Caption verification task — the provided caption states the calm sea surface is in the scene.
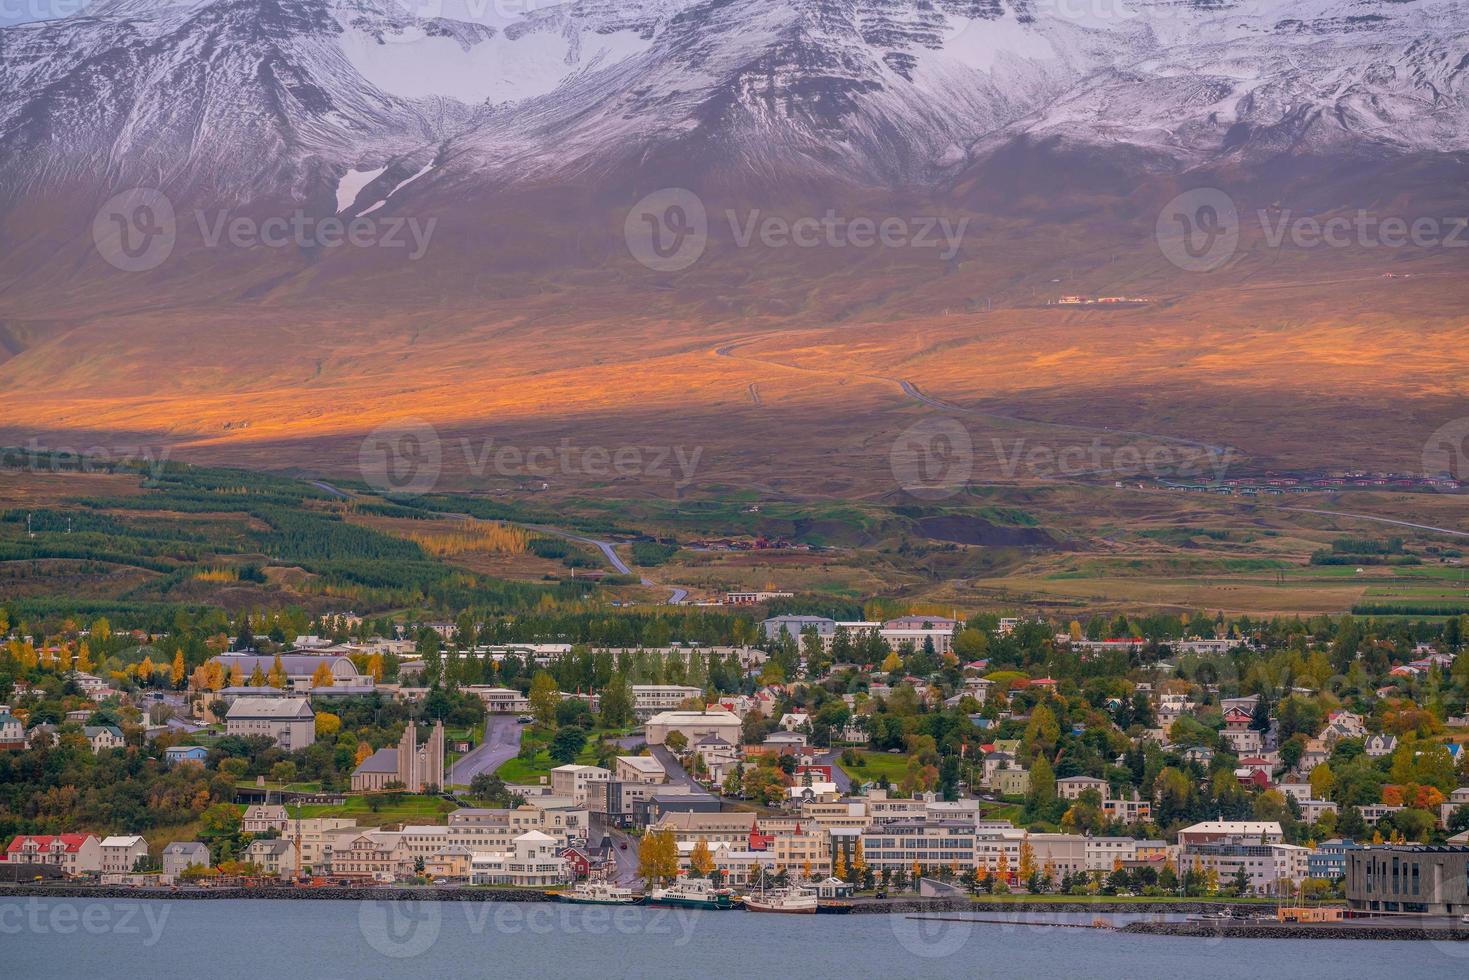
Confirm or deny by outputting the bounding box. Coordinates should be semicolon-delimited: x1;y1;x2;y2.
4;898;1467;980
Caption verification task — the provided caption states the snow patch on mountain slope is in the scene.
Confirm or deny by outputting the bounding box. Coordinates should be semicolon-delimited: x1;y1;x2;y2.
336;165;388;211
337;21;655;103
358;160;435;214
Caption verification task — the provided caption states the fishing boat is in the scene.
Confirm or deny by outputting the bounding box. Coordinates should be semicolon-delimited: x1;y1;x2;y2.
555;880;643;906
742;885;819;915
645;877;737;910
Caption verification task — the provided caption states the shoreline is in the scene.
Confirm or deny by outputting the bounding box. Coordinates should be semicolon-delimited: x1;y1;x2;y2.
0;884;1324;917
1121;920;1469;942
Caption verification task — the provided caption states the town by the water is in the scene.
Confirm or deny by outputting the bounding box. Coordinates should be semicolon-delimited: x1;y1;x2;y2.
3;607;1468;943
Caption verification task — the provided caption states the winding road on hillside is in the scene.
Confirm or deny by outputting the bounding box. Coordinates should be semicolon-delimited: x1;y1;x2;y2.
446;715;524;785
304;480;690;604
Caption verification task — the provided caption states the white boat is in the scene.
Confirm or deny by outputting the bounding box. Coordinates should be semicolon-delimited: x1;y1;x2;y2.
556;880;643;905
645;877;737;910
742;884;818;914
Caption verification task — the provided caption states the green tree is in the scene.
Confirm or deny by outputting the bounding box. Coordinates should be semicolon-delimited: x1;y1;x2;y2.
599;674;634;728
549;726;588;764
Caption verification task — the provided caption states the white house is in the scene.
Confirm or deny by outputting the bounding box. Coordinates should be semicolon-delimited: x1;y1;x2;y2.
99;835;149;874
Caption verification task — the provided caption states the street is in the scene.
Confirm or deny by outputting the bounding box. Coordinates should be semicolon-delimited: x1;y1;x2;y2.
446;715;523;785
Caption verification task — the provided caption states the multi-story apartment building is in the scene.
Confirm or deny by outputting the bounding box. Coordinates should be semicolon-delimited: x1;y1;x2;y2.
859;820;978;872
549;764;611;805
446;805;587;850
1;834;102;876
631;685;704;720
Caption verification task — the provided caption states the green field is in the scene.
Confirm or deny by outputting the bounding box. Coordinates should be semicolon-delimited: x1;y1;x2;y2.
296;794;454;826
836;750;914;786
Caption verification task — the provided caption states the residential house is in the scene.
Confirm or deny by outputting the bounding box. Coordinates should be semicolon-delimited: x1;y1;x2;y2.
84;725;124;754
1364;734;1399;758
1321;711;1366;744
164;745;209;765
244;839;296;879
161;842;210;883
334;831;413;880
1;834;102;876
99;835;149;874
242;803;290;834
0;707;24;750
1220;706;1264;755
424;845;474;881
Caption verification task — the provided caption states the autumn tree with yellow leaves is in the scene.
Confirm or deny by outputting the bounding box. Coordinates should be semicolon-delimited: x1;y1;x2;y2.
689;836;715;878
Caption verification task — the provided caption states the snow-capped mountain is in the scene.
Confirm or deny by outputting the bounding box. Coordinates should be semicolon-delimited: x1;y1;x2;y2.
0;0;1465;213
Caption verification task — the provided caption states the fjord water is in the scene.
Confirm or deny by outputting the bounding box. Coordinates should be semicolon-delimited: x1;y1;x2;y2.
5;899;1468;979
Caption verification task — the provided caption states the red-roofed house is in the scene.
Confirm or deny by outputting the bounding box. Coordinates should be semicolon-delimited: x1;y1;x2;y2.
2;834;103;875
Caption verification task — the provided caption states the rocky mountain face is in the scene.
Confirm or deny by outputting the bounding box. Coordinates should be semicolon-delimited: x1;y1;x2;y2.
0;0;1464;214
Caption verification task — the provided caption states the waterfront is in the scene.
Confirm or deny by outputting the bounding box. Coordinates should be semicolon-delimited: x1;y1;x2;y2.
5;899;1468;979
